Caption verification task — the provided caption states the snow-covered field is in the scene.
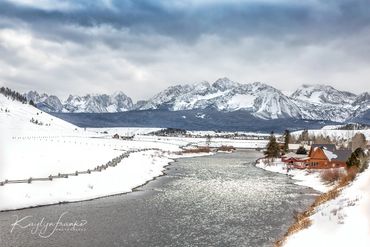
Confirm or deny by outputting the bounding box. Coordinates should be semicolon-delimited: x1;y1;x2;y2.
0;95;181;211
134;135;269;149
256;158;370;247
1;94;268;211
88;127;162;136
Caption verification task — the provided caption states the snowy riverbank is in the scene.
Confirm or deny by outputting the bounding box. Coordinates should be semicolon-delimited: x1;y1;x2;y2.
256;158;370;247
256;159;331;193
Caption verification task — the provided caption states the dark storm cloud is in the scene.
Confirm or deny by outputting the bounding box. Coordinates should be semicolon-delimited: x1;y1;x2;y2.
1;0;369;44
0;0;370;99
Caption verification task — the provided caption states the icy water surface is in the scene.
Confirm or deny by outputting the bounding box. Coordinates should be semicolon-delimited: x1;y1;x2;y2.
0;150;318;247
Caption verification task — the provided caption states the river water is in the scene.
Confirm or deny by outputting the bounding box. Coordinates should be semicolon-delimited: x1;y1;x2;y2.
0;150;318;247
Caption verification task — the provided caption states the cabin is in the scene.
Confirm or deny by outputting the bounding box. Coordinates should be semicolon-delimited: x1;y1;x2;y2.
304;144;352;169
282;144;352;170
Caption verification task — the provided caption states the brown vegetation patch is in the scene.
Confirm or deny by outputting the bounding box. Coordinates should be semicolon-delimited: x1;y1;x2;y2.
182;146;211;153
320;169;345;184
217;145;236;152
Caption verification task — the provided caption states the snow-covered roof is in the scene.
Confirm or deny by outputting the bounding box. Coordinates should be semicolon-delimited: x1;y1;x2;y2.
322;149;338;161
282;152;309;160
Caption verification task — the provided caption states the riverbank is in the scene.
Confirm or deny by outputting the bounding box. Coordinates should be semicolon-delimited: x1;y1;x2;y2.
0;150;316;247
256;158;370;247
0;148;216;212
255;159;332;193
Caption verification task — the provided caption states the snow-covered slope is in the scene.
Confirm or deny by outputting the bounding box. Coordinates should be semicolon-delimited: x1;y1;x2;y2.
135;78;303;119
0;93;79;136
256;155;370;247
284;165;370;247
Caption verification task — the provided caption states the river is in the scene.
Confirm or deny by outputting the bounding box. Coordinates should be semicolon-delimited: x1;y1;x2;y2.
0;150;318;247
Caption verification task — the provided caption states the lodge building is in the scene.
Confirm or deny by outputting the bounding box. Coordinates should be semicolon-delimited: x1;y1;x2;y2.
282;144;352;169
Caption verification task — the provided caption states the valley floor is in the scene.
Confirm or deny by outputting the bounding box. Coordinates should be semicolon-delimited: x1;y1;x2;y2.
0;94;271;211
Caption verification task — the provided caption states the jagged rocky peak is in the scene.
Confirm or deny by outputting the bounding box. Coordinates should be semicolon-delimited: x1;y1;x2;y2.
63;92;133;113
212;77;240;91
352;92;370;105
24;90;63;112
291;84;357;104
25;90;133;113
134;78;304;119
23;79;370;123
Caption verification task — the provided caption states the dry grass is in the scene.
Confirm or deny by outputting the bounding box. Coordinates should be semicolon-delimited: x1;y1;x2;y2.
338;166;358;187
274;211;313;247
320;169;345;184
275;166;359;247
217;145;236;152
182;146;211;153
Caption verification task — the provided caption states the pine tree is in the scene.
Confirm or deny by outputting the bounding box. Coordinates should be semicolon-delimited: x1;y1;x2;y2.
265;132;280;158
206;135;211;147
283;129;291;154
296;146;307;155
346;148;368;172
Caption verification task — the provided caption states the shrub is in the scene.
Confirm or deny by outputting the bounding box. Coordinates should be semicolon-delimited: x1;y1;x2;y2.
320;169;344;184
346;148;368;172
217;145;236;152
296;146;307;155
183;146;211;153
338;166;359;187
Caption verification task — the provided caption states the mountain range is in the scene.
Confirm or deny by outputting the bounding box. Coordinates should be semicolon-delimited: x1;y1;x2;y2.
24;78;370;123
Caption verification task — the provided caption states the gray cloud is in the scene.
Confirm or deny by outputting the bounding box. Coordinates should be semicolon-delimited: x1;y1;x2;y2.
0;0;369;101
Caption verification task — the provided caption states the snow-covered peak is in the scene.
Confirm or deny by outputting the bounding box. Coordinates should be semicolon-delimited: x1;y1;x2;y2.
25;91;133;113
212;77;240;91
353;92;370;106
291;84;356;105
64;92;133;113
135;78;302;119
24;91;63;112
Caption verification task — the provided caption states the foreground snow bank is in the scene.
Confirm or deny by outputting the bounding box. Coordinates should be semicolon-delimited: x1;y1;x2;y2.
284;166;370;247
0;150;173;211
256;159;331;193
256;158;370;247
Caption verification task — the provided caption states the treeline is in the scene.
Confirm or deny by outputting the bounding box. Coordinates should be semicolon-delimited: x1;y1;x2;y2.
0;87;28;104
149;128;187;136
337;123;369;130
291;129;333;145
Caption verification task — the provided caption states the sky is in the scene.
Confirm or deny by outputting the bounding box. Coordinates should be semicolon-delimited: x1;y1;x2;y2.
0;0;369;101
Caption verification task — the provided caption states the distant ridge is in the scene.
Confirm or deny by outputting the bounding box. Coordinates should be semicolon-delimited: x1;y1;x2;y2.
24;78;370;123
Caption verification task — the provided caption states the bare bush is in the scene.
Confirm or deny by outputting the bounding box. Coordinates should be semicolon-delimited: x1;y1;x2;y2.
217;145;236;152
182;146;211;153
320;169;344;184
